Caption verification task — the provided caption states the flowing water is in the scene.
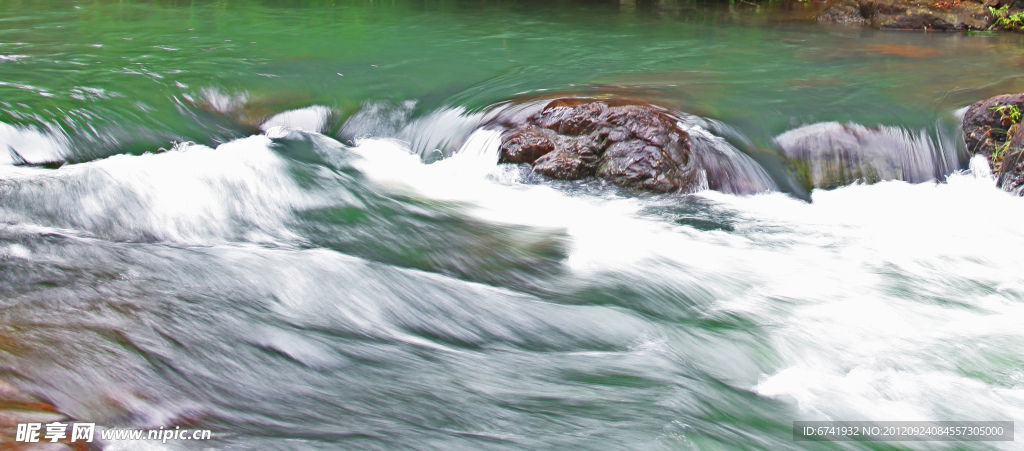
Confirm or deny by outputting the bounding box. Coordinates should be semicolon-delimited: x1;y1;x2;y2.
2;1;1024;449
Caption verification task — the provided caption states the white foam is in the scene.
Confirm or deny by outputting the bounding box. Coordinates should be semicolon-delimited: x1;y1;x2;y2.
713;174;1024;427
968;153;993;179
0;136;321;245
348;131;707;271
0;121;68;165
4;114;1018;430
2;243;31;259
259;105;333;133
344;132;1024;430
0;54;29;62
196;87;248;113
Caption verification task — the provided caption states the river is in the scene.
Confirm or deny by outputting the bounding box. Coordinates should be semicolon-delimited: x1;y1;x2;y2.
2;1;1023;449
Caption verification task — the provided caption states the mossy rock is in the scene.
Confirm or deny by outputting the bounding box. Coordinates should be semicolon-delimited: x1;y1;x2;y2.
963;93;1024;194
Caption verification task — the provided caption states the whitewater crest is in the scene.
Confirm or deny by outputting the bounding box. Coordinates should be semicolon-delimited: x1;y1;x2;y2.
0;121;69;167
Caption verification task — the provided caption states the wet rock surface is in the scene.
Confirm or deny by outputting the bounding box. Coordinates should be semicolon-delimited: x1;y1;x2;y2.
963;93;1024;155
817;0;992;30
776;122;953;189
963;93;1024;194
498;125;556;165
998;147;1024;193
496;99;698;193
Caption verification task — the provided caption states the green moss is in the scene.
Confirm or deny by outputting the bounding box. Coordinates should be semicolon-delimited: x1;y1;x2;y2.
989;5;1024;31
989;103;1023;158
787;158;815;192
991;103;1022;124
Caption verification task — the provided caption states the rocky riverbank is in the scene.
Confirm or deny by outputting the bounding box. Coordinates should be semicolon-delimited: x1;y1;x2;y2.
817;0;1024;31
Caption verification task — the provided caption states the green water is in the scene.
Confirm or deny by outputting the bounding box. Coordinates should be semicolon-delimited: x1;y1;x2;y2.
2;1;1024;449
4;0;1024;151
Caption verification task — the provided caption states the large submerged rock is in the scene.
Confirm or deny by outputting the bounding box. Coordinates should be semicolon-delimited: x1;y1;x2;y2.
494;98;776;194
776;122;955;189
498;99;697;192
817;0;993;30
963;93;1024;194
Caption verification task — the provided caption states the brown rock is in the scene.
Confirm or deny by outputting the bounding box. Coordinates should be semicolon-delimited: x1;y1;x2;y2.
494;98;699;193
498;126;555;164
534;100;608;135
962;93;1024;194
998;148;1024;193
600;139;695;192
963;93;1024;155
818;0;993;30
533;150;596;180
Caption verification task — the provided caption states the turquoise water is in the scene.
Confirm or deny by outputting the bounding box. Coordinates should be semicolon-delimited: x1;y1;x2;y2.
2;1;1024;449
